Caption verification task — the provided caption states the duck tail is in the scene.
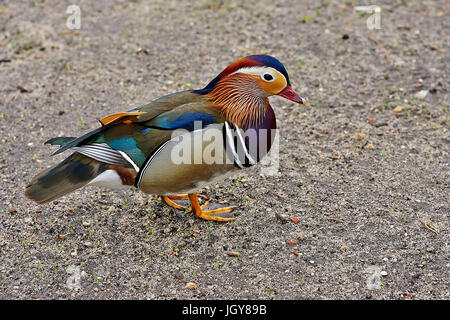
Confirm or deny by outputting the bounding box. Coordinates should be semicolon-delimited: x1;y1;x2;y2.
25;152;106;204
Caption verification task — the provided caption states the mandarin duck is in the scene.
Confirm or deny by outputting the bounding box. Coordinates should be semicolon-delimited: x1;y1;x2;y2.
25;55;305;221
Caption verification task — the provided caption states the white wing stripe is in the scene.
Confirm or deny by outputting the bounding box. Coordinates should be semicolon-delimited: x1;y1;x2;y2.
73;143;134;168
234;126;257;165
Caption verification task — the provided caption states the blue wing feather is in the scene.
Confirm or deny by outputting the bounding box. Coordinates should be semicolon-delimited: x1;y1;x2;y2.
148;111;217;131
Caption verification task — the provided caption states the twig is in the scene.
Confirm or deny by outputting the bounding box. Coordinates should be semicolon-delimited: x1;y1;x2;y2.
424;222;438;235
368;36;390;62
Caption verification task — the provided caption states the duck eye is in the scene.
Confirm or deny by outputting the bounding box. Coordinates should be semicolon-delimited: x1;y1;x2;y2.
263;73;274;81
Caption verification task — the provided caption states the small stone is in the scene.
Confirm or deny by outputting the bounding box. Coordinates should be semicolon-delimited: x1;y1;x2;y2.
185;282;197;290
414;90;428;100
393;105;403;115
380;271;388;276
275;212;288;223
9;206;17;213
84;241;92;247
226;251;240;257
82;221;91;228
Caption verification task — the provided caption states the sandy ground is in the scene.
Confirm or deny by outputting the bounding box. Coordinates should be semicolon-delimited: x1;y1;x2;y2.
0;0;448;300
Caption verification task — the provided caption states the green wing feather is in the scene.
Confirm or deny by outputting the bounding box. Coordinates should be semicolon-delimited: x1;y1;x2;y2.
48;90;224;169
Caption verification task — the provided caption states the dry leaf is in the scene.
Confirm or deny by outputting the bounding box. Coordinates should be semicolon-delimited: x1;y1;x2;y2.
429;45;442;51
430;121;442;129
290;217;300;224
355;132;364;140
366;117;377;125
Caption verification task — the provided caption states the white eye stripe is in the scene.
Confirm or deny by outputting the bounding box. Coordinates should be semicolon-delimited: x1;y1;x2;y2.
230;66;268;76
230;66;277;82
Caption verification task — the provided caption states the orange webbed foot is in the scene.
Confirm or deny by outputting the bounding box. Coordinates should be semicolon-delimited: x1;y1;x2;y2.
187;193;237;222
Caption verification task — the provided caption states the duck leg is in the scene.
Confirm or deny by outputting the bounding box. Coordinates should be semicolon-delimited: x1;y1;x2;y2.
187;193;237;222
162;194;210;212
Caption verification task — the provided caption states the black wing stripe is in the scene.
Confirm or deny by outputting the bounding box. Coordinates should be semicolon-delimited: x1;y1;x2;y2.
51;127;103;156
224;122;257;168
234;126;257;165
224;122;243;169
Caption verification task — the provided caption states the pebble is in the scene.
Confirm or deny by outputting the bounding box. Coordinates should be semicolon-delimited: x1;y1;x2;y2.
83;241;92;247
226;251;240;257
393;105;403;115
380;271;388;276
24;217;33;224
414;90;428;99
185;282;197;290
